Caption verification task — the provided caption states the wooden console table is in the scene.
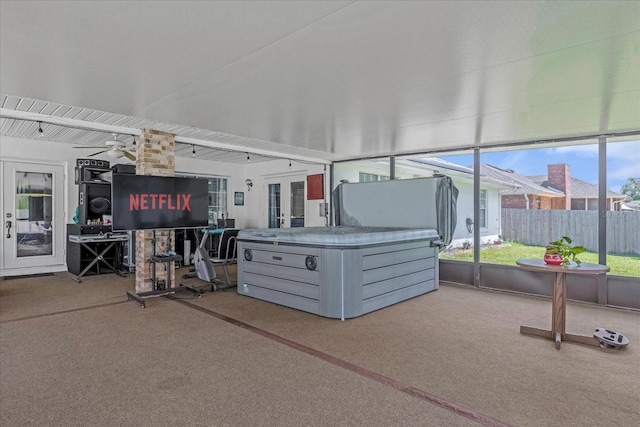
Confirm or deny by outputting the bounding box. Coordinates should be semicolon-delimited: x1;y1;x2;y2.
516;259;609;350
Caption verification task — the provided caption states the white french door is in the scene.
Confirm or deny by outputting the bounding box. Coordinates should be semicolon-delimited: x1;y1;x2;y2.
264;175;306;228
2;161;65;271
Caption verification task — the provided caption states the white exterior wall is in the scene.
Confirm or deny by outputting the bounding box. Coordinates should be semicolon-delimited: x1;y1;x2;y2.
449;179;503;247
0;136;328;230
242;159;329;229
333;161;391;185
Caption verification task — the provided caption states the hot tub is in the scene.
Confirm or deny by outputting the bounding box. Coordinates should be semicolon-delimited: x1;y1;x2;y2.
237;226;441;319
237;175;458;319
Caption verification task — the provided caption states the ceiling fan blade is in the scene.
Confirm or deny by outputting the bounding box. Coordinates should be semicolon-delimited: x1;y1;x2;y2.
88;150;108;157
123;151;136;161
73;146;102;149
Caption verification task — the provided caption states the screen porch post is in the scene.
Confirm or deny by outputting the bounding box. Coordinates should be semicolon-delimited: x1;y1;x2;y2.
134;129;176;294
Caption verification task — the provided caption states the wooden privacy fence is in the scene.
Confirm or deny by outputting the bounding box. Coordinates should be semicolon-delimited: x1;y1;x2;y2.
501;209;640;255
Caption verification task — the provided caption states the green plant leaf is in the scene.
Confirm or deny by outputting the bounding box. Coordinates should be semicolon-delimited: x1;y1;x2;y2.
572;246;587;255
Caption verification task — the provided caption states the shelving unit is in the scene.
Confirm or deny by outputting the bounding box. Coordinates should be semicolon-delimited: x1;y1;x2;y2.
126;231;183;308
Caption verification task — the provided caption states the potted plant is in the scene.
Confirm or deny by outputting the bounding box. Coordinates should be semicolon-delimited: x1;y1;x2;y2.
544;236;587;266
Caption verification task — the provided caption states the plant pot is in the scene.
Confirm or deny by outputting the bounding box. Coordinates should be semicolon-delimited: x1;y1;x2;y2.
544;247;563;265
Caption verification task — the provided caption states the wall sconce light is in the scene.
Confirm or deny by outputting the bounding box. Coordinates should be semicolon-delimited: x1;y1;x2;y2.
245;179;253;191
466;217;474;234
37;121;44;138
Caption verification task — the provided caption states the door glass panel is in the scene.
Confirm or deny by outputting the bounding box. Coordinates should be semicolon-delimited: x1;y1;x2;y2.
15;171;53;257
208;177;228;225
268;183;281;228
290;181;305;227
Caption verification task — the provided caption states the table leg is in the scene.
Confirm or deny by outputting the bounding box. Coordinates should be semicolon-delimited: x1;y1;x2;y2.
564;333;600;347
520;325;552;339
551;272;566;349
518;262;607;349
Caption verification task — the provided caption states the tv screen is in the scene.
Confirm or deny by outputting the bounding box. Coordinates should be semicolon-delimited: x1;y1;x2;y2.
111;174;209;231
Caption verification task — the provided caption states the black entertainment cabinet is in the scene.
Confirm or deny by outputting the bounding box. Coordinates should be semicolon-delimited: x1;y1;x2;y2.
66;224;124;278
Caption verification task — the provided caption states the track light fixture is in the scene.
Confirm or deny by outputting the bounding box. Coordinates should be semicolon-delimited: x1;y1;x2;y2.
247;153;250;162
37;121;44;138
289;159;292;168
192;144;196;157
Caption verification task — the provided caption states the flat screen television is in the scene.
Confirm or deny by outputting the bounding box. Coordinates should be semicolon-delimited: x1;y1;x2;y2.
111;174;209;231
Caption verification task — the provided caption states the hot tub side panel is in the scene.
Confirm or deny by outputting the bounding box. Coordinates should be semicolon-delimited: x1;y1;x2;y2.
237;242;324;316
237;239;438;319
360;240;437;317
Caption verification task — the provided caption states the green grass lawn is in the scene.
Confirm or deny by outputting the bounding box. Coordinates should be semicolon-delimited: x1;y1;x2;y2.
440;241;640;277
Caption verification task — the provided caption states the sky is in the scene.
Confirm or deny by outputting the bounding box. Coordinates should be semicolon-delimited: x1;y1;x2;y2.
439;139;640;193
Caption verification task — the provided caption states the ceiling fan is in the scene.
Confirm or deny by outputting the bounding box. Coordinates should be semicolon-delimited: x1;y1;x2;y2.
74;134;136;161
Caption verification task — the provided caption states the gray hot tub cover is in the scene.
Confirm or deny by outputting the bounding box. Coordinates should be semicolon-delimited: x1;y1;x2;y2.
332;175;458;246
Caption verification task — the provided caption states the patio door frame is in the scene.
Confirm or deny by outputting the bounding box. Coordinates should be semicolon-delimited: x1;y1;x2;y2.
1;159;67;275
263;173;307;229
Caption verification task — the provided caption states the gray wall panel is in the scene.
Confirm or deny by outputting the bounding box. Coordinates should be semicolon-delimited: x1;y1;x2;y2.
440;259;639;310
480;264;553;296
607;276;640;309
566;274;599;303
439;260;474;285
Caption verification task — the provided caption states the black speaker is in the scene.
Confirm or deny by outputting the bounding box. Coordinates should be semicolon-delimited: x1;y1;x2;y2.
111;164;135;174
79;182;111;224
76;158;110;168
75;158;111;184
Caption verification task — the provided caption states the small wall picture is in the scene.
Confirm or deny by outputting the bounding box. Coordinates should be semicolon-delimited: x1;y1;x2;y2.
234;192;245;206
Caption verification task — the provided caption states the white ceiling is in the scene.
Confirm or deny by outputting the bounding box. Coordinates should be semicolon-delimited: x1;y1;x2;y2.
1;1;639;163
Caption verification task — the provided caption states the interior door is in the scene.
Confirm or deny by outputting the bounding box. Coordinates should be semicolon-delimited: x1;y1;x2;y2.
265;175;306;228
2;161;65;271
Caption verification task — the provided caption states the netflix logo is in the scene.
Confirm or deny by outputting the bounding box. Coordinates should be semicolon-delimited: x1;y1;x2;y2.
112;174;208;230
129;193;192;211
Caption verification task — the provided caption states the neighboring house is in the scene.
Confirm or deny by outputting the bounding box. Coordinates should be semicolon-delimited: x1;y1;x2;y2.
621;200;640;211
479;164;564;209
482;163;626;211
